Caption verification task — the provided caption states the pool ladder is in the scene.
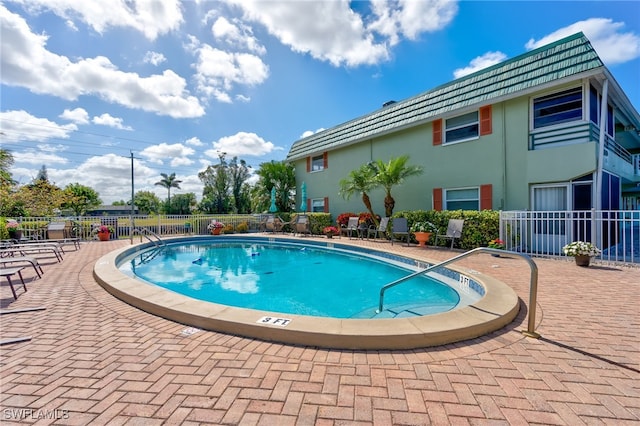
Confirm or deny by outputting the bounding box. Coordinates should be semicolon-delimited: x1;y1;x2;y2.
132;227;166;247
377;247;541;339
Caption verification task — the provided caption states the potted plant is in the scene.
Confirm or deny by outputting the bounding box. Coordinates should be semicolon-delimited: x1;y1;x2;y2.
6;220;22;240
488;238;505;257
207;221;224;235
323;226;339;238
562;241;601;267
410;221;437;247
97;225;112;241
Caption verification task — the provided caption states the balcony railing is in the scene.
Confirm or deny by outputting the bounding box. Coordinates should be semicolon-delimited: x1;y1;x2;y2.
529;122;635;171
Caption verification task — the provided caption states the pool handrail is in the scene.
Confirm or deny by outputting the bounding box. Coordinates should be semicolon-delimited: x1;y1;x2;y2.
132;227;166;247
377;247;541;339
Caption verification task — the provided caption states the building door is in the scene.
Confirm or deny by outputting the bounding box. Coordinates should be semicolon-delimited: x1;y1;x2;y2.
531;185;569;255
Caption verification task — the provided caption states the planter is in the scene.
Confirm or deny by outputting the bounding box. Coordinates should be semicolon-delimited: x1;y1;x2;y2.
98;232;110;241
8;230;22;240
574;255;590;267
325;233;336;239
414;232;432;247
211;228;222;235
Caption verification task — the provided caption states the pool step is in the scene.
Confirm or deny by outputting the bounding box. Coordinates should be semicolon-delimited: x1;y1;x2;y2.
352;303;455;319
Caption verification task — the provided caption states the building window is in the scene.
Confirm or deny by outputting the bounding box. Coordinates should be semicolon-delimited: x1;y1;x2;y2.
311;198;325;212
445;111;479;144
311;155;324;172
533;87;582;129
445;187;479;210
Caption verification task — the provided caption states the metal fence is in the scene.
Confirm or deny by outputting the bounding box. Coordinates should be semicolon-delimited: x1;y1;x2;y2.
500;210;640;264
11;214;272;241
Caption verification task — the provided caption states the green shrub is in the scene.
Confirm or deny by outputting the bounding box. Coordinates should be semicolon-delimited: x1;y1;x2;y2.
236;221;249;233
393;209;500;249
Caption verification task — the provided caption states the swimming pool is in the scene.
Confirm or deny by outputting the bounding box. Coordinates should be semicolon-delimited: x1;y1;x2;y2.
118;240;476;319
94;236;520;349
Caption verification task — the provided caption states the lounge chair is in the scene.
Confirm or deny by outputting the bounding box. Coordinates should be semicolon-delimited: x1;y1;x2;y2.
0;266;27;300
0;244;64;262
435;219;465;249
265;216;287;233
390;218;410;246
294;215;311;237
367;217;390;240
1;256;43;279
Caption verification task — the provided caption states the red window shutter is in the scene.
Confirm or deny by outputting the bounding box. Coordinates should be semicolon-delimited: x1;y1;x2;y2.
306;157;311;173
480;105;492;136
433;188;443;211
433;119;442;146
306;198;311;212
480;184;492;210
324;197;329;213
323;152;328;169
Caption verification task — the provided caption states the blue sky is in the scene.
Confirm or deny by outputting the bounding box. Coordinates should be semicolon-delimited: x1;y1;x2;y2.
1;0;639;204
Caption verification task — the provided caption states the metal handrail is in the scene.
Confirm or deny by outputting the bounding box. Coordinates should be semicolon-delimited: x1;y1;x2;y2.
132;227;166;247
377;247;541;338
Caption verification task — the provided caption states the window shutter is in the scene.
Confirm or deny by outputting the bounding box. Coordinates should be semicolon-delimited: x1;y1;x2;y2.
306;198;311;212
433;119;442;146
433;188;443;211
306;157;310;173
323;152;328;169
324;197;329;213
480;184;493;210
480;105;492;136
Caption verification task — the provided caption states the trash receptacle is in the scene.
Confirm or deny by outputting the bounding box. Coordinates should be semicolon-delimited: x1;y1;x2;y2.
47;222;66;239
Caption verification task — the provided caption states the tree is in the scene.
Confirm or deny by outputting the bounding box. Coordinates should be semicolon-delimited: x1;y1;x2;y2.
62;183;101;215
372;155;424;217
133;191;161;214
338;163;379;227
155;173;182;213
35;165;48;182
170;193;197;215
198;154;232;214
13;179;67;216
0;148;15;188
254;161;296;213
228;156;252;213
0;149;18;216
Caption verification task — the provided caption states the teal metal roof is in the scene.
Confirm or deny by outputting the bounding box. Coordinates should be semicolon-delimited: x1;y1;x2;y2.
286;32;604;161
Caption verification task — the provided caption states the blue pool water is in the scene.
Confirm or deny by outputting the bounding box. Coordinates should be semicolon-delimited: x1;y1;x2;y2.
119;240;465;319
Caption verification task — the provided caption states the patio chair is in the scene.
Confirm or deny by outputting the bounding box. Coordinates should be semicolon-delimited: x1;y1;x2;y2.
294;215;311;237
367;217;390;240
435;219;465;249
390;218;410;246
1;256;44;279
0;266;27;300
345;217;360;239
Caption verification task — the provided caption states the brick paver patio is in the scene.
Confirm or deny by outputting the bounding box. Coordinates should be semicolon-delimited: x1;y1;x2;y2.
1;237;638;425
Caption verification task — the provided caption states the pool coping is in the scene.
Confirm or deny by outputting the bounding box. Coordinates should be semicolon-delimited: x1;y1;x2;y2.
93;235;520;350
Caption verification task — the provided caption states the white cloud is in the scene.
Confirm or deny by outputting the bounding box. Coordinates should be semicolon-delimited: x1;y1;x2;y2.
12;150;68;166
453;51;507;79
0;110;77;142
185;137;204;146
139;143;195;167
9;0;184;40
227;0;457;67
369;0;459;45
0;5;205;118
187;36;269;102
301;128;325;139
143;51;167;66
526;18;640;65
206;131;279;158
59;107;89;124
211;16;266;55
91;113;132;130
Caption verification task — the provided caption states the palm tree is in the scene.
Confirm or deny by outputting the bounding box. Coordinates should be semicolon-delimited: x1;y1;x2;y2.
373;155;423;217
155;172;182;213
339;163;379;227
